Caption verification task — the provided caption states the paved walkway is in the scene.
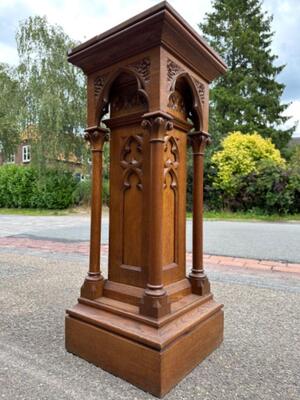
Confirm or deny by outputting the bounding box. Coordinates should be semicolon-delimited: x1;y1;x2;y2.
1;214;300;262
0;236;299;275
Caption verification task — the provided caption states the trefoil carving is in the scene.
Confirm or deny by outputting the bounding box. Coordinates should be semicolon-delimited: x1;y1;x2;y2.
163;136;179;190
120;135;143;190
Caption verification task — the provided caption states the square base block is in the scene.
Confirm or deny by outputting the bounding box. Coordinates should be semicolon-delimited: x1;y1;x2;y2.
65;301;223;397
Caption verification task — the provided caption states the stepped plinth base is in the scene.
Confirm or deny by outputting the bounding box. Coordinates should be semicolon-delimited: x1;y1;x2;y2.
65;295;223;398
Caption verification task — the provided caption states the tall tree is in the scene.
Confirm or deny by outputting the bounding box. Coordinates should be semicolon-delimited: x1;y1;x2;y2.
16;16;87;168
0;63;21;156
200;0;295;149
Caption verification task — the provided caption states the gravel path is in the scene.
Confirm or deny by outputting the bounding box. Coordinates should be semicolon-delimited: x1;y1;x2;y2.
0;252;299;400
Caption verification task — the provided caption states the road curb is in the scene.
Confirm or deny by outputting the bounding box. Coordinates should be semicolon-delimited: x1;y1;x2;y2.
202;254;300;274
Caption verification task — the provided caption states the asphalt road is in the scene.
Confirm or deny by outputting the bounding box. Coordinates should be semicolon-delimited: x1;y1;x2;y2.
0;214;299;263
0;251;299;400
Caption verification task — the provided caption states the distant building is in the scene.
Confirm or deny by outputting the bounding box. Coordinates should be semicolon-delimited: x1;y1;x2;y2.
0;126;87;179
0;141;32;166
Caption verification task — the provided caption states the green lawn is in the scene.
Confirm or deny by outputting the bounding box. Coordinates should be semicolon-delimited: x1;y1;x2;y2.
1;207;300;222
194;210;300;222
0;208;73;216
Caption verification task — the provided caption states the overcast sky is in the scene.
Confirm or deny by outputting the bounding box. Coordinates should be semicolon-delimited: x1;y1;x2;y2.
1;0;299;136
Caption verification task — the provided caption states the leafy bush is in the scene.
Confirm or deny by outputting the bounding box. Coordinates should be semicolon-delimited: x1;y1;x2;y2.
232;160;300;214
289;145;300;172
0;165;78;209
72;177;109;207
72;179;91;205
212;132;285;198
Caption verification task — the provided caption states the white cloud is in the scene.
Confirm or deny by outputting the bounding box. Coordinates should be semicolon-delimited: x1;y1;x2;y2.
0;42;18;65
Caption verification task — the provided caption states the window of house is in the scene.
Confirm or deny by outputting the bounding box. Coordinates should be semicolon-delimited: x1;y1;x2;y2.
7;154;15;163
22;145;31;163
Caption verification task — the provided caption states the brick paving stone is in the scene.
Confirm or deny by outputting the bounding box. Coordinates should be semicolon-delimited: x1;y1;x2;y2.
1;237;299;275
273;265;300;274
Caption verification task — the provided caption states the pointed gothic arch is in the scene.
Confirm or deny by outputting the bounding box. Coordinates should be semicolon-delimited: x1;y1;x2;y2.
169;72;204;131
95;67;149;124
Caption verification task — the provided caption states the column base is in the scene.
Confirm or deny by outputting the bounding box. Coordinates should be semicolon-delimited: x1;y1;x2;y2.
65;298;223;397
139;291;171;319
80;275;104;300
189;273;211;296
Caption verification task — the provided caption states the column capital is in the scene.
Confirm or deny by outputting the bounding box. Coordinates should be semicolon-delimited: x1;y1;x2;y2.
141;111;173;142
188;130;211;155
84;125;109;151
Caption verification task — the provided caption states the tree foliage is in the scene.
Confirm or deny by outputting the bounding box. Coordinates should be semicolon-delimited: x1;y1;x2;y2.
16;16;87;168
0;63;22;156
200;0;295;149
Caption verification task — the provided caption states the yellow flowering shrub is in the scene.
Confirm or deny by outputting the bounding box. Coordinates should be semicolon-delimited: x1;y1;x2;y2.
212;132;285;195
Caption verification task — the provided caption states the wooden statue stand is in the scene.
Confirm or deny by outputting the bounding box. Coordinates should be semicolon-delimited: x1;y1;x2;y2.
65;2;227;397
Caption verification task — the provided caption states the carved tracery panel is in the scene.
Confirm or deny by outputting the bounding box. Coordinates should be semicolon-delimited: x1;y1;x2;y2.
120;134;143;269
162;135;179;266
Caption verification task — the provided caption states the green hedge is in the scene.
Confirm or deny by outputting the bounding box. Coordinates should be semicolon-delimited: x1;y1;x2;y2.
0;165;77;209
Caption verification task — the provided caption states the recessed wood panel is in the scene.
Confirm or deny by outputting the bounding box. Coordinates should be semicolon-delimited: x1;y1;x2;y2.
123;172;143;268
162;172;176;266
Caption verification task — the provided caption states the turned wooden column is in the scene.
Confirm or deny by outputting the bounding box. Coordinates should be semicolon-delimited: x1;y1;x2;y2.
139;111;173;318
189;131;211;295
81;125;108;299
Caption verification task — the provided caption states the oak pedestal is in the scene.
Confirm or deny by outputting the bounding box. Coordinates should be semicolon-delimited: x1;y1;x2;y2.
65;2;227;397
